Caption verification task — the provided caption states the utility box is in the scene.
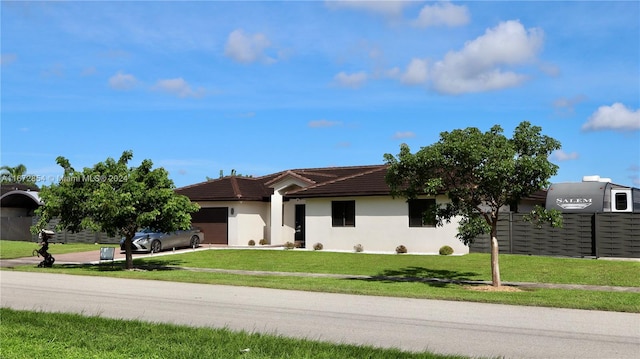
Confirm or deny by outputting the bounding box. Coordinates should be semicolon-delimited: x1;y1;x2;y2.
99;247;115;261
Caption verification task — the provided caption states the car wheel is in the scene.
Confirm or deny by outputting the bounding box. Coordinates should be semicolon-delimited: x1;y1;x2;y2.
190;235;200;248
150;240;162;253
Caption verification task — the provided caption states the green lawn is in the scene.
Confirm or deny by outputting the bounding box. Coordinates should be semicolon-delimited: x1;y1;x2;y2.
3;241;638;312
159;249;640;287
0;308;473;359
0;240;116;260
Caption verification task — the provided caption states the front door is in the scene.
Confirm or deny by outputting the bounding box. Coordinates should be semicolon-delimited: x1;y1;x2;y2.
294;204;305;248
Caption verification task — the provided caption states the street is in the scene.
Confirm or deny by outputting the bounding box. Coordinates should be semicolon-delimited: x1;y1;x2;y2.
1;271;638;358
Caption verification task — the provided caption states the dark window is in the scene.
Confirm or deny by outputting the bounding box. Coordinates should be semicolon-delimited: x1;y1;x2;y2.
615;193;628;211
332;201;355;227
409;199;436;227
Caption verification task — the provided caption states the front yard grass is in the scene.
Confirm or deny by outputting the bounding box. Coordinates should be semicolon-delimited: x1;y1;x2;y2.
0;308;472;359
3;244;638;313
159;249;640;287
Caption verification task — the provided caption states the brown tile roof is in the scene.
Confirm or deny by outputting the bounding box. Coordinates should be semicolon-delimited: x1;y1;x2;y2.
175;176;273;201
284;165;390;198
175;164;391;202
175;165;551;204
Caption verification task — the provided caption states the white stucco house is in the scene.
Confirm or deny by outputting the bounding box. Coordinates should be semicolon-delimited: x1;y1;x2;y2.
175;165;469;254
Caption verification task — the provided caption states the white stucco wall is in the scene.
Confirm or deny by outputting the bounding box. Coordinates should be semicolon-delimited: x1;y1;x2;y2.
234;201;269;246
302;196;468;254
196;201;269;246
268;177;309;246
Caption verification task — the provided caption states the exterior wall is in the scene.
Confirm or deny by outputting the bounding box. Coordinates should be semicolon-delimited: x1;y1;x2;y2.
282;200;295;242
197;201;269;246
281;199;304;245
302;195;467;254
270;193;283;244
235;201;269;246
268;177;309;245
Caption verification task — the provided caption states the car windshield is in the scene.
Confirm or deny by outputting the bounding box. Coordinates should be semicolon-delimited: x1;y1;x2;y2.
138;228;156;234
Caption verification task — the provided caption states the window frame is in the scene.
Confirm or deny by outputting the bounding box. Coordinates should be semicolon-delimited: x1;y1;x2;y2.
614;192;628;211
408;198;437;227
331;200;355;227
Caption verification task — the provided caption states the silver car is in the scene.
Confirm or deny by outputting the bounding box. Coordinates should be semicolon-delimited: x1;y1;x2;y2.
120;228;203;253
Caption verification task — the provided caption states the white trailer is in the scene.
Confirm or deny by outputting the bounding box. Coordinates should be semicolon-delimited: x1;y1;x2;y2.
546;176;640;213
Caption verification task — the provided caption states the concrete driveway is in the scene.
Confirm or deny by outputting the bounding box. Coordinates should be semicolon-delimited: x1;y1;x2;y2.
0;246;206;267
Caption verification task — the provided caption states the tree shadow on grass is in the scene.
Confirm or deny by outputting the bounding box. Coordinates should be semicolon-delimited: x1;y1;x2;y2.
54;259;186;272
352;266;482;288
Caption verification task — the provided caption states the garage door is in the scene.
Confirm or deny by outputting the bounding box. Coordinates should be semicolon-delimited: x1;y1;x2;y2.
191;207;228;245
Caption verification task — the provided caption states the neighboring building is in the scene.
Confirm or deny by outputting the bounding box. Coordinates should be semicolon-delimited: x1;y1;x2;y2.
0;183;41;241
0;183;120;244
176;165;468;254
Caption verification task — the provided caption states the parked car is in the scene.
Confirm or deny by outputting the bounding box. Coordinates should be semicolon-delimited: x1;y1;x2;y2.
119;228;203;253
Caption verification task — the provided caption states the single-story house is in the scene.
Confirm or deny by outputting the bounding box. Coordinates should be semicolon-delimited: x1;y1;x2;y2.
175;164;469;254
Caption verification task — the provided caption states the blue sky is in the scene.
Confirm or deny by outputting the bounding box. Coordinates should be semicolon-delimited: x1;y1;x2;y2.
1;1;639;189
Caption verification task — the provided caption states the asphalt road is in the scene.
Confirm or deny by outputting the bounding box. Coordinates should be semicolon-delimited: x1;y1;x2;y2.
1;271;638;358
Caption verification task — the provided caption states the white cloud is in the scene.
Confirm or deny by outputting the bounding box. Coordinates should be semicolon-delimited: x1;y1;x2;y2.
431;20;544;94
552;150;579;161
582;103;640;131
553;95;587;110
326;0;411;17
224;29;274;64
553;95;587;116
1;53;17;66
108;71;137;90
393;131;416;139
152;78;205;98
400;58;429;85
334;71;368;88
309;120;343;128
413;1;470;28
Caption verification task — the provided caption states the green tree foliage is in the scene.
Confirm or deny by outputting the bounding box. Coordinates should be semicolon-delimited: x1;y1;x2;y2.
0;164;37;186
32;150;199;269
384;121;562;286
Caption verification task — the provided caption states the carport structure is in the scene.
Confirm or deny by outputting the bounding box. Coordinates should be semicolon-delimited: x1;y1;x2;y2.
0;184;42;241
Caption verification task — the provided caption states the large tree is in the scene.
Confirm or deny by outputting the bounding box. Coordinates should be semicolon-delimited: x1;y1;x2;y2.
384;121;562;287
32;151;199;269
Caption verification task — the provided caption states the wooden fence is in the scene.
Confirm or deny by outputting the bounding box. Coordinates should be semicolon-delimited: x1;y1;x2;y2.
470;213;639;258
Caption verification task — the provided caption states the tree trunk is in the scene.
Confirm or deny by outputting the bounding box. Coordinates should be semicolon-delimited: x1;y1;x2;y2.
490;235;501;287
490;216;501;287
124;236;133;270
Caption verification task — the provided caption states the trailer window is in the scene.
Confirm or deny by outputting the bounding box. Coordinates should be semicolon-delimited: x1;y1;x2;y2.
615;193;628;211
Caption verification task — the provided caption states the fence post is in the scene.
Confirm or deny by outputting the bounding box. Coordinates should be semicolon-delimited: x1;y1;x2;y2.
509;212;514;254
593;213;599;258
